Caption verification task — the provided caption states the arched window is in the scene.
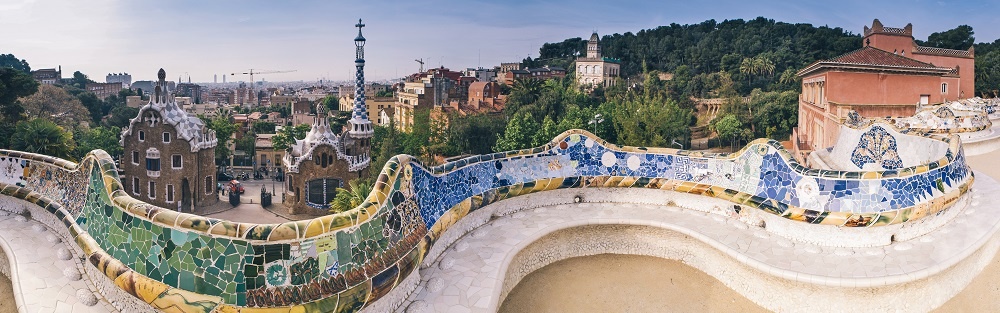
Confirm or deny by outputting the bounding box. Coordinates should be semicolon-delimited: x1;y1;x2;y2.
306;178;342;207
205;176;213;194
941;83;948;93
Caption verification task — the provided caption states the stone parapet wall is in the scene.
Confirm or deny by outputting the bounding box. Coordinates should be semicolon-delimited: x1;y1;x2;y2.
0;122;974;312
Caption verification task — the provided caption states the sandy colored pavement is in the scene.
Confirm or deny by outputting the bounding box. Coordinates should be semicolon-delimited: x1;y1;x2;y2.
0;275;15;313
500;149;1000;313
499;254;768;313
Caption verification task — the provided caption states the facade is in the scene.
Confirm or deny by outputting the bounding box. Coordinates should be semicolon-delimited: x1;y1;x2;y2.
794;19;974;154
85;82;124;100
106;72;132;87
282;19;372;214
176;83;203;103
465;67;497;82
528;66;567;80
119;69;219;211
254;134;283;175
501;69;530;85
126;95;144;108
30;66;61;85
340;94;394;126
132;80;174;96
575;32;621;87
467;81;504;110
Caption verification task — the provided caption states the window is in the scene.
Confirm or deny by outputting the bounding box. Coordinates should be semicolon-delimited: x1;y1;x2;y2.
149;181;156;199
132;177;140;195
163;132;171;143
146;148;160;177
172;155;182;169
205;176;213;194
138;131;145;141
941;83;948;93
166;185;174;203
131;151;139;165
307;178;342;206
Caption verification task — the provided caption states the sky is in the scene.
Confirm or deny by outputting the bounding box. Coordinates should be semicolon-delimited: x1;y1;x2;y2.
2;0;999;83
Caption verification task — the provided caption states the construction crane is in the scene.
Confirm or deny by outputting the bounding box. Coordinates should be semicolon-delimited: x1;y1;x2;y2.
230;69;296;106
414;59;424;73
230;69;297;86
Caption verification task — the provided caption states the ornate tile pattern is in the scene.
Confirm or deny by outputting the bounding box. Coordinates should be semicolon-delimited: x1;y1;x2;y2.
0;121;975;312
850;126;903;170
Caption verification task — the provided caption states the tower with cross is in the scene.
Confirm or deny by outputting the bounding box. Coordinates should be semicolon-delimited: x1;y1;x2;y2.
348;19;373;139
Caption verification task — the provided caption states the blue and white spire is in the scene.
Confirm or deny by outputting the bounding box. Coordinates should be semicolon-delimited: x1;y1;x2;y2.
348;18;374;138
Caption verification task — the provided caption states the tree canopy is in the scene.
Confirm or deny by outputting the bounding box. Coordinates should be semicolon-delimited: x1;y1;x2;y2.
920;25;975;50
10;118;76;160
0;54;30;73
20;84;92;132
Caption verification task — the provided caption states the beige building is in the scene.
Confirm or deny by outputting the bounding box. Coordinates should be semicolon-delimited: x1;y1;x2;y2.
575;32;621;87
340;94;393;126
394;80;433;132
120;69;219;211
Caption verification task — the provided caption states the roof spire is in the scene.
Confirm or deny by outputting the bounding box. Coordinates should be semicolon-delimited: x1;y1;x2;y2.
349;18;373;138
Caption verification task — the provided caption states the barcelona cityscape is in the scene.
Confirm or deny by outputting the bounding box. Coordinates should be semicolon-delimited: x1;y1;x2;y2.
3;1;1000;312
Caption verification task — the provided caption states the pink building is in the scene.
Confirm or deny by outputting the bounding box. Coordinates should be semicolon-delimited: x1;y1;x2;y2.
794;19;974;156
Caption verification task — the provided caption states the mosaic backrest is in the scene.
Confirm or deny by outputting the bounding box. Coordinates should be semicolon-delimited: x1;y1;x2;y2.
0;125;973;312
889;106;992;134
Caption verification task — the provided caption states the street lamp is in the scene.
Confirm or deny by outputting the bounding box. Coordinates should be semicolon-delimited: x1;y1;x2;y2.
588;113;604;134
671;139;683;149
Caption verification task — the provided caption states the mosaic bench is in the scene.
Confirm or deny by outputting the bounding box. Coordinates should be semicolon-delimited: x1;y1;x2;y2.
0;122;973;312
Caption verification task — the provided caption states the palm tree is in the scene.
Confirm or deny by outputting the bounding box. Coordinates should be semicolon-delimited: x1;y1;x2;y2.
740;57;754;86
329;179;373;214
9;118;76;159
755;56;775;78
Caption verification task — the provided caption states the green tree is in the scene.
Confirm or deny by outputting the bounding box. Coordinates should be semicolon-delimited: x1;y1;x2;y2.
0;54;30;73
921;25;975;50
505;79;544;116
322;95;341;112
103;106;139;129
10;118;76;159
0;68;39;148
70;71;94;89
20;85;92;132
74;126;122;160
748;90;799;140
444;113;505;156
76;92;106;124
713;114;743;151
494;111;539;152
272;123;310;151
251;121;276;134
976;49;1000;97
329;178;373;214
199;113;238;164
370;120;402;181
612;98;692;148
532;115;560;147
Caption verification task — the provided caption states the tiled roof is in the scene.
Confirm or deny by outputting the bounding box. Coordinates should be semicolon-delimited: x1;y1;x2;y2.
914;45;972;58
828;47;937;68
798;46;955;77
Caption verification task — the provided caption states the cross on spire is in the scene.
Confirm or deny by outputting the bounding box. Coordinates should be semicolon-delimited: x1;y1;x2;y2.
356;19;365;34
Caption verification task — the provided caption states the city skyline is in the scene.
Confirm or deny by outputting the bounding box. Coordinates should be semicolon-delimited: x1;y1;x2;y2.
2;0;998;82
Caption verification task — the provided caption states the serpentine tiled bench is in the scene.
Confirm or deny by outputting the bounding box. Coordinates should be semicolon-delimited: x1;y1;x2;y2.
0;121;976;312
